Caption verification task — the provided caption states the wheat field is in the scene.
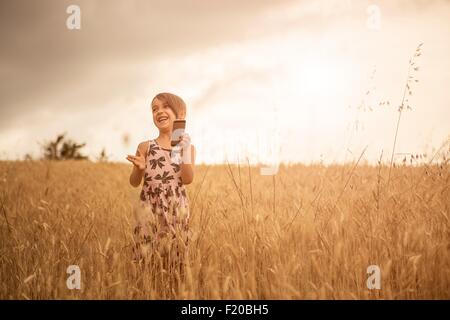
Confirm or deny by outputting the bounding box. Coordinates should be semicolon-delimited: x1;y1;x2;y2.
0;159;449;299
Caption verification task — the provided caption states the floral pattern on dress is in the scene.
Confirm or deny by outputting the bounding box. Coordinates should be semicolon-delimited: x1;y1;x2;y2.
133;139;191;260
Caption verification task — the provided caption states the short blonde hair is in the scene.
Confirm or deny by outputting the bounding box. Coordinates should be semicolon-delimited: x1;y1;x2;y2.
152;92;186;119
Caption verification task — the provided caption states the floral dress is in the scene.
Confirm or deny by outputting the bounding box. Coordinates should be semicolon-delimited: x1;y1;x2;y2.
133;139;190;259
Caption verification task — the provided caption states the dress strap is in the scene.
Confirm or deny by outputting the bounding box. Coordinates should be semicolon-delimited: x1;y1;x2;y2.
153;138;172;151
145;140;151;157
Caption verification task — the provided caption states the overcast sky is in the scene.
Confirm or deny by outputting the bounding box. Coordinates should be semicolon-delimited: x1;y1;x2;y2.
0;0;449;164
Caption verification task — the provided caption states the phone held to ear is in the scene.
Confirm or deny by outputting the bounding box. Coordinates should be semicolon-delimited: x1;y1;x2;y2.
171;119;186;147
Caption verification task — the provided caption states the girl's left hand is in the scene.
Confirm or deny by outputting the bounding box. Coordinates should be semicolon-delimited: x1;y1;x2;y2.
178;132;191;150
173;133;193;165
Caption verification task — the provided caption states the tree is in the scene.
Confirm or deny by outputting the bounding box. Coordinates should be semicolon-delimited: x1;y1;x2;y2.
96;148;109;162
40;132;88;160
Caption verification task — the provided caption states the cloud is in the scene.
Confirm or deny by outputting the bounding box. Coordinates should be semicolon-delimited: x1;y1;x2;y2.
0;0;449;163
0;0;297;128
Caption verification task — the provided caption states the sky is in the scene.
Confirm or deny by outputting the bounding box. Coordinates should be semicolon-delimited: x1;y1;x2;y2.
0;0;449;165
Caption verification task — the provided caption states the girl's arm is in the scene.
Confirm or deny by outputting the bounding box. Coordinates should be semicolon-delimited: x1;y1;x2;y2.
128;142;147;188
180;144;196;185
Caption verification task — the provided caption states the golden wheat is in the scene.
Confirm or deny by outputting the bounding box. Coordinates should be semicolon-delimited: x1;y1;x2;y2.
0;160;449;299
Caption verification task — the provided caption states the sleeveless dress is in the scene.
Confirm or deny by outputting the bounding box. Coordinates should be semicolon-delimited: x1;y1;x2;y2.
133;139;190;259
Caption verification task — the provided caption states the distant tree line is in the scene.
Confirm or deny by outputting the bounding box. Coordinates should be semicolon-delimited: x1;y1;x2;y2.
42;133;88;160
23;132;109;161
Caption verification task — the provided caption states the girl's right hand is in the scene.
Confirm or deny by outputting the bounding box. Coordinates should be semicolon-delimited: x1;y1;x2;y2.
126;154;146;170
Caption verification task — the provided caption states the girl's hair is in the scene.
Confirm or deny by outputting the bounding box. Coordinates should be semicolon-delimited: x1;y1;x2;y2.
152;92;187;119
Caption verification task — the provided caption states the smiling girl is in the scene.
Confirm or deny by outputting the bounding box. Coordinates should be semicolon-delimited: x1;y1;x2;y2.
126;92;195;262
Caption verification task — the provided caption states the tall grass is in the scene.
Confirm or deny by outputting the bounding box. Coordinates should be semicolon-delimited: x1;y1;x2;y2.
387;43;423;188
0;159;449;299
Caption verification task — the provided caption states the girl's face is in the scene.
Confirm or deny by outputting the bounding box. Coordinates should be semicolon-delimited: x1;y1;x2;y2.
151;98;176;132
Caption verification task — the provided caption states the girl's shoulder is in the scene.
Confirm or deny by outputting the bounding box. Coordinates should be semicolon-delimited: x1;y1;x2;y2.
137;140;152;156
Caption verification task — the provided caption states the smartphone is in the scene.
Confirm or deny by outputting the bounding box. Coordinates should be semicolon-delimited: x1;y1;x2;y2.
171;119;186;146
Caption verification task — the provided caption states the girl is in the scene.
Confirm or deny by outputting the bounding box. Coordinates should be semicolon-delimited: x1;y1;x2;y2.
126;92;195;262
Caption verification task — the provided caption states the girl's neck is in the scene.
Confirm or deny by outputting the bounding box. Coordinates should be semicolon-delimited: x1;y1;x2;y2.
156;131;172;148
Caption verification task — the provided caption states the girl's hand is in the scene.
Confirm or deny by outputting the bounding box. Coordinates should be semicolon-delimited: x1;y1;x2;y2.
175;132;193;164
178;132;191;150
126;154;146;170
